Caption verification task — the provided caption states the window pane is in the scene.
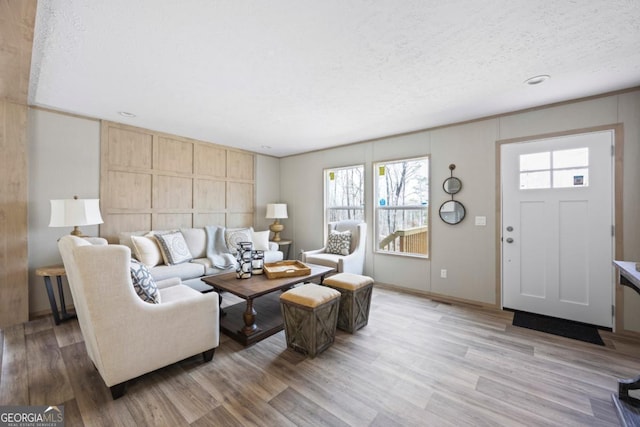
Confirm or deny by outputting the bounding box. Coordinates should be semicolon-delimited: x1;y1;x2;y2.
520;152;550;171
553;168;589;188
375;157;429;257
553;148;588;169
328;208;364;222
325;165;364;223
520;171;550;189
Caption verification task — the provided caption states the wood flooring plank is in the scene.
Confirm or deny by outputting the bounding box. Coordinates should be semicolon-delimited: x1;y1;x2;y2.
124;376;190;427
190;404;245;427
150;363;220;424
61;398;86;427
60;342;137;427
23;317;52;335
26;329;74;405
54;317;84;348
475;376;607;425
0;323;28;404
269;387;350;427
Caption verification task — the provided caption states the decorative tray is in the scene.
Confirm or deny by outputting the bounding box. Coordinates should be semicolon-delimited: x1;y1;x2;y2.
264;260;311;279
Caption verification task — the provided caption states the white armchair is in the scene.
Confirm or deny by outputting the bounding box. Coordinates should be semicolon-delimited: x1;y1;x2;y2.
58;235;219;399
302;220;366;275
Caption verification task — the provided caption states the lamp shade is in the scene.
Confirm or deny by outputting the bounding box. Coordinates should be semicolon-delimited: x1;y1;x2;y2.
265;203;288;219
49;198;104;227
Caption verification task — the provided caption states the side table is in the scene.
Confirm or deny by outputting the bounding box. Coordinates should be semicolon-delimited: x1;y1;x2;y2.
271;239;292;259
36;265;76;325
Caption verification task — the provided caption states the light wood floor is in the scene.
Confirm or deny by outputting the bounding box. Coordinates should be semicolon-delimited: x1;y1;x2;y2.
2;286;639;426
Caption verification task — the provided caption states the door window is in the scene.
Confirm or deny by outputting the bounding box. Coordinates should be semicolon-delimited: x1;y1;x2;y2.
519;147;589;190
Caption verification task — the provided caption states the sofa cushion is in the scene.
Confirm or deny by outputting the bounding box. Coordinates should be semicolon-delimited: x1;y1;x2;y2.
149;262;205;282
131;234;163;267
225;227;253;255
326;230;351;255
180;228;206;259
155;231;193;265
130;259;161;304
251;229;271;251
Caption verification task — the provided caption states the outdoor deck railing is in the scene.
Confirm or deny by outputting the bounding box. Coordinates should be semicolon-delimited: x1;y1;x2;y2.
379;226;428;255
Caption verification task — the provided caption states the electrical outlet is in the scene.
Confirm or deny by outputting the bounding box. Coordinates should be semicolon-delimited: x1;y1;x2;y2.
440;269;447;279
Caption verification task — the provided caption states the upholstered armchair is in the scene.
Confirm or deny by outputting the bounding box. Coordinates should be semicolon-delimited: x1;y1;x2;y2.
58;236;219;399
302;220;366;275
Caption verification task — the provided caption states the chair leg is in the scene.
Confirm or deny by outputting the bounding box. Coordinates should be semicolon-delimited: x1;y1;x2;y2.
110;382;127;399
203;348;216;362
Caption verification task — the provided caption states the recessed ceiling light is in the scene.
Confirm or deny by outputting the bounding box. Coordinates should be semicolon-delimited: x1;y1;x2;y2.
524;75;550;85
261;145;272;149
118;111;136;118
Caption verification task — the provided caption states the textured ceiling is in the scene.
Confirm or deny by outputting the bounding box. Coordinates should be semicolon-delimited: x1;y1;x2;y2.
29;1;640;157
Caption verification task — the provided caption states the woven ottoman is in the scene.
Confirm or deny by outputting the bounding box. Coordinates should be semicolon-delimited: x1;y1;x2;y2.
324;273;374;333
280;283;341;358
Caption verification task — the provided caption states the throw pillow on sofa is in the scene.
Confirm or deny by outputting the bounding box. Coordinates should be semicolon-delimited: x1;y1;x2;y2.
251;229;271;251
130;259;161;304
131;234;163;267
326;230;351;255
155;231;193;265
225;227;253;255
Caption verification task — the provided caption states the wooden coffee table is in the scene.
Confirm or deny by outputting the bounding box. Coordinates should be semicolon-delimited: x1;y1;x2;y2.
201;263;335;346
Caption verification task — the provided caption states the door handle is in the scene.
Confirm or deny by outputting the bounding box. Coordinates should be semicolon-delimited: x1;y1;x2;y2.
506;238;514;243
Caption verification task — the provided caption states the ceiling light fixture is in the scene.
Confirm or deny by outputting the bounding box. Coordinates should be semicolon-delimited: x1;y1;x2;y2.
261;145;272;149
524;75;550;85
118;111;136;118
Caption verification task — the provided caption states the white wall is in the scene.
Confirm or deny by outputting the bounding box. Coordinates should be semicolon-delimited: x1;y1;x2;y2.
28;109;101;315
254;154;282;233
281;90;640;329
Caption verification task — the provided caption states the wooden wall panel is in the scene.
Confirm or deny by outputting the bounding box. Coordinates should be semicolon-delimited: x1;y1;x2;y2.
195;144;226;178
227;214;254;228
194;213;227;228
156;137;193;173
100;121;255;241
154;214;193;230
194;179;225;211
0;101;29;327
154;175;192;209
227;182;253;212
101;214;152;242
108;171;151;209
228;151;254;180
0;0;36;103
107;128;153;170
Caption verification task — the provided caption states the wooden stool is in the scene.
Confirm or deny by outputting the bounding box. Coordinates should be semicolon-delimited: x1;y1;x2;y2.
280;283;341;358
324;273;374;333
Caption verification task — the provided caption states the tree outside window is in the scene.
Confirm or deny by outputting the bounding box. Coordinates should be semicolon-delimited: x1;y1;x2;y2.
325;165;364;223
375;157;429;257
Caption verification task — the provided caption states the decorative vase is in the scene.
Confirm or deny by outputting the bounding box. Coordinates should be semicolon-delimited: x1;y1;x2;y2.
236;242;253;279
252;250;264;275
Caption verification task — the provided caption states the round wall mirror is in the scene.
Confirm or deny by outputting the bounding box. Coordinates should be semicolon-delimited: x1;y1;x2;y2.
443;177;462;195
439;200;466;225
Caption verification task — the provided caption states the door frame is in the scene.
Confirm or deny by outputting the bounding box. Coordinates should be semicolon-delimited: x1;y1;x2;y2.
495;124;624;331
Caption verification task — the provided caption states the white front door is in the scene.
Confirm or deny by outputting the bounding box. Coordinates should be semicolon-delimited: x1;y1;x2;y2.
501;130;614;327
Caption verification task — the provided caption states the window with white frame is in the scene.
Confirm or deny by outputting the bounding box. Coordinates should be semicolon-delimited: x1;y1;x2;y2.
374;157;429;257
325;165;364;224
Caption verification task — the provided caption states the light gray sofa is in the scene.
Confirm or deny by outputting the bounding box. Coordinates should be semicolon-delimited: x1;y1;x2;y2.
119;227;283;292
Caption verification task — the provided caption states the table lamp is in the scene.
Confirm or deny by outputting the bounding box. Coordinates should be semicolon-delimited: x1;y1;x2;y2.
266;203;287;242
49;196;104;237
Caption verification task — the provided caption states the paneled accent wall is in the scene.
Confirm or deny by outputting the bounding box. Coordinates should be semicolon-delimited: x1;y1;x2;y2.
100;121;255;241
0;101;29;327
0;0;36;327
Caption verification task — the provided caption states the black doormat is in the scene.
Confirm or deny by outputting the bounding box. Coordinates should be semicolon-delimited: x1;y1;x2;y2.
512;311;604;346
